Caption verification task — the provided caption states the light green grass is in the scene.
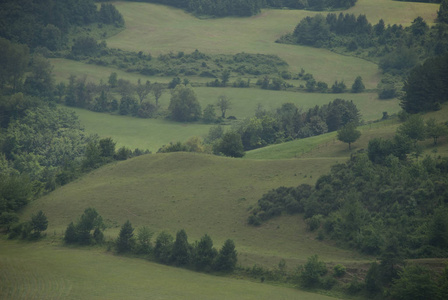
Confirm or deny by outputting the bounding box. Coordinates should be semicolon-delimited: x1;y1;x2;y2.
348;0;440;26
0;240;338;300
107;2;381;88
21;153;369;269
68;87;400;152
67;106;212;152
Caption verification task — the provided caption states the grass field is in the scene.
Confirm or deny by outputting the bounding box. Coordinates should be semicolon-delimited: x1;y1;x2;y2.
68;88;400;152
0;240;339;300
21;153;369;268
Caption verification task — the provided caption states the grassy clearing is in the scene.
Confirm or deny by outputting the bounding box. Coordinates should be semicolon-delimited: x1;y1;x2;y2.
67;106;212;152
21;153;369;269
68;87;400;152
348;0;440;26
0;240;338;300
245;119;400;159
107;2;381;88
246;104;448;160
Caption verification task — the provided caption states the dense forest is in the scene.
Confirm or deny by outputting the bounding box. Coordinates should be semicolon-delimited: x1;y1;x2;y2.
0;0;124;51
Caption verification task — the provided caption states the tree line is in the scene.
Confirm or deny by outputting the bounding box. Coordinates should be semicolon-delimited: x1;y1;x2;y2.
118;0;356;18
278;3;448;99
63;208;238;272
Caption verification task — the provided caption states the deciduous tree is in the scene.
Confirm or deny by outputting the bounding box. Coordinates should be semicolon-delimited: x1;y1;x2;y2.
337;122;361;150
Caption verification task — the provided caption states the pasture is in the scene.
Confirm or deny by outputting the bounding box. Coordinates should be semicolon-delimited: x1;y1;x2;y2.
20;153;369;269
0;240;339;300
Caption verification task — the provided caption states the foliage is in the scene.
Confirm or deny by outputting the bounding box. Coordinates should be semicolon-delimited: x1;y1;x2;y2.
333;264;346;277
390;265;438;300
193;234;218;271
116;220;135;253
249;151;448;258
64;208;105;246
351;76;365;93
299;255;327;288
337;122;361;150
214;239;238;272
214;131;245;158
154;231;174;264
171;229;191;266
168;85;201;122
30;210;48;238
401;53;448;113
0;0;123;50
120;0;356;18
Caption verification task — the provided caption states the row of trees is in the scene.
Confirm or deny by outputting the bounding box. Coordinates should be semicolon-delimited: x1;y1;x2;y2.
3;210;48;240
157;98;361;157
63;211;238;272
116;222;238;272
119;0;356;17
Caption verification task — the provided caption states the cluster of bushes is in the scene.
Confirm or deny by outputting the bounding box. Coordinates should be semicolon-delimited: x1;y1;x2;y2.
198;99;360;158
4;210;48;240
69;45;288;82
248;115;448;258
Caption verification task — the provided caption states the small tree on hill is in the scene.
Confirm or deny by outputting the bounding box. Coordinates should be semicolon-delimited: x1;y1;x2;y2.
214;239;237;272
351;76;365;93
116;220;135;253
168;85;201;122
30;210;48;238
216;95;231;119
300;255;327;288
425;118;448;146
337;122;361;150
171;229;191;266
193;234;218;271
214;131;245;158
154;231;174;264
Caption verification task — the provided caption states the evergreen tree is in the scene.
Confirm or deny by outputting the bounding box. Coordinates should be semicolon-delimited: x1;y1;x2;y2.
116;220;135;253
214;239;237;272
193;234;218;271
171;229;191;266
154;231;174;264
64;222;78;244
30;210;48;238
351;76;365;93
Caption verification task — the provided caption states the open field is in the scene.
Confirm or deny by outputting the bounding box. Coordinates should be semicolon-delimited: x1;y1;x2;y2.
107;2;383;87
0;240;339;300
68;88;400;152
21;153;369;269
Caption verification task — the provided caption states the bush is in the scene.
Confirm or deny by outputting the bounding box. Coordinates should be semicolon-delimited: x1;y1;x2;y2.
333;264;346;277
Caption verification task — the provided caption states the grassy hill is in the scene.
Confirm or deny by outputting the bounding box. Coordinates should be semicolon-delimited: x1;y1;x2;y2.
21;152;369;268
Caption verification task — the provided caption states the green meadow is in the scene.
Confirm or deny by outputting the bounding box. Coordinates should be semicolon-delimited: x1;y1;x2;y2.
0;240;338;300
5;1;447;299
21;153;369;267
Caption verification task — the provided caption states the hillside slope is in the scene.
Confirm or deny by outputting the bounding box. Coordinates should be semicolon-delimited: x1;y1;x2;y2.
22;153;368;267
